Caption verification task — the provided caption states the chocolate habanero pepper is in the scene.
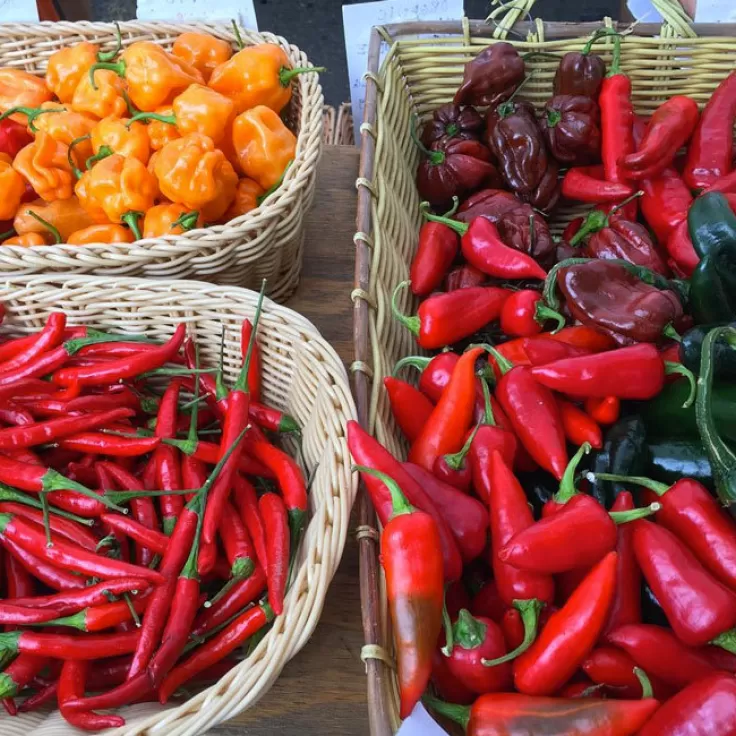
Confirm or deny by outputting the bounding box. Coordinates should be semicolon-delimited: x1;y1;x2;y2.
354;466;444;719
553;30;608;98
454;42;525;107
172;31;233;82
392;281;510;350
684;71;736;190
421;103;484;146
424;689;658;736
540;94;601;165
410;198;460;296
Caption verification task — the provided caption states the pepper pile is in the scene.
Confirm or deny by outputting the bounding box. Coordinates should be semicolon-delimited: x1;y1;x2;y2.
353;30;736;735
0;284;308;730
0;24;322;245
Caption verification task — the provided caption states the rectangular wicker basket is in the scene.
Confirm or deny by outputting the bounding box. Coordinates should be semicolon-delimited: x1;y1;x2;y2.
0;274;357;736
0;21;324;301
352;16;736;735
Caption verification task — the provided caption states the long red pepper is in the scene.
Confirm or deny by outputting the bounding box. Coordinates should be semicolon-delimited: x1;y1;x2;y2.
0;536;86;591
354;466;444;719
100;513;169;555
59;659;125;731
582;647;661;699
393;282;510;350
248;401;300;434
259;491;290;616
0;630;140;659
59;432;161;457
3;545;33;598
0;502;98;551
0;654;49;699
487;346;568;480
411;199;461;295
42;593;149;632
410;346;484;472
0;604;61;625
384;376;434;443
557;398;602;449
0;312;66;376
513;552;618;695
232;474;268;570
561;165;636;203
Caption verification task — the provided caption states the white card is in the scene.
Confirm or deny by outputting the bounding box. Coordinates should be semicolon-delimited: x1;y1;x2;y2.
0;0;39;21
627;0;736;23
343;0;464;142
137;0;258;30
397;703;450;736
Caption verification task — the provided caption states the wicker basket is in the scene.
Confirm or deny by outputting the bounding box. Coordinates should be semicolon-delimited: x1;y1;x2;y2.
0;21;324;301
352;13;736;735
0;274;357;736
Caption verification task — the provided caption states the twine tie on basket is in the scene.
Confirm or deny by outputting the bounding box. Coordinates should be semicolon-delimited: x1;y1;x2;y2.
353;232;374;249
356;177;377;197
351;288;377;310
361;644;395;670
356;524;380;542
350;361;374;379
363;71;384;94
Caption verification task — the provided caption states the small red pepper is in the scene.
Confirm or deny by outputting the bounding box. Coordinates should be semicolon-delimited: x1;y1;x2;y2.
0;502;98;551
470;581;506;623
353;466;444;719
232;473;268;573
0;629;140;660
499;290;565;337
432;423;478;492
640;167;693;245
100;513;169;555
445;264;486;292
411;198;460;296
520;336;592;366
384;376;434;443
394;352;459;401
556;398;602;449
431;647;475;705
0;654;49;700
582;647;660;699
0;118;33;158
259;491;289;616
1;535;86;591
562;165;636;203
585;395;621;425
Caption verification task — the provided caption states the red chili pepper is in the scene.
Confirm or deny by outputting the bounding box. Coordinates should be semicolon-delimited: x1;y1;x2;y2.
17;679;57;713
403;462;487;564
684;71;736;190
411;199;461;295
248;401;300;434
424;688;658;735
240;317;261;402
232;474;268;570
513;552;618;695
348;420;462;580
0;654;49;699
41;592;149;633
582;647;659;698
0;404;34;426
394;352;459;402
59;659;125;731
432;647;475;705
355;466;444;718
470;581;507;623
445;264;486;292
258;492;289;616
444;609;512;695
100;514;169;555
384;376;434;443
487;347;568;480
621;96;699;180
59;432;161;457
500;290;565;337
549;325;615;352
639;673;736;736
209;498;256;601
0;502;98;551
641;166;693;244
0;312;66;376
433;424;477;492
666;218;700;277
393;282;510;350
0;604;60;625
185;438;274;479
562;165;636;203
3;546;33;597
1;536;86;591
584;396;620;425
521;336;592;366
557;398;602;449
410;347;484;472
0;629;140;660
0;118;33;158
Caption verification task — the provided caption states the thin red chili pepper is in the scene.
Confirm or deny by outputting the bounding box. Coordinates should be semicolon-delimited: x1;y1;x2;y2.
59;659;125;731
584;396;620;425
259;491;289;616
0;604;61;625
17;679;57;713
684;71;736;189
513;552;618;695
521;337;592;366
0;405;34;426
4;546;33;598
0;312;66;376
248;401;300;434
185;438;273;479
486;346;568;480
100;513;169;555
548;325;615;352
40;593;149;633
561;165;636;203
392;282;511;350
0;502;97;551
0;629;140;660
582;647;662;699
240;318;262;402
59;432;161;457
0;536;86;591
232;474;268;570
0;654;49;699
556;398;602;449
384;376;434;444
156;445;185;536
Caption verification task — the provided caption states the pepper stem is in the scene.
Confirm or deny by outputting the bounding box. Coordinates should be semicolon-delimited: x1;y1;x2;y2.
607;33;623;77
497;71;537;119
170;210;199;232
97;22;122;62
121;211;142;240
443;422;481;471
391;281;421;337
664;361;696;408
0;106;64;132
475;343;513;376
410;118;444;165
279;65;326;86
482;599;543;666
712;628;736;654
231;19;244;49
554;442;591;504
440;590;454;656
67;134;91;179
422;209;467;235
662;323;682;342
205;555;255;608
542;257;592;310
588;472;669;497
126;111;176;128
85;145;114;170
25;211;61;245
214;325;228;401
257;161;292;205
422;694;470;730
582;27;620;55
352;465;414;518
43;468;128;513
452;608;487;650
89;60;126;89
0;483;93;525
609;502;661;524
607;190;644;221
634;667;653;699
234;279;267;393
568;211;608;247
535;302;566;333
0;229;14;241
392;355;431;377
546;108;562;128
41;491;52;547
480;376;496;426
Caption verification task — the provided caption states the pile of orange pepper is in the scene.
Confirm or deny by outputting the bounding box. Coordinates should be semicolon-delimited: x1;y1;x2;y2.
0;25;320;246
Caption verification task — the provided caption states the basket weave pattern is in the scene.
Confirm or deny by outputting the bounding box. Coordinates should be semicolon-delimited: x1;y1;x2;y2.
0;275;357;736
0;22;324;301
353;17;736;734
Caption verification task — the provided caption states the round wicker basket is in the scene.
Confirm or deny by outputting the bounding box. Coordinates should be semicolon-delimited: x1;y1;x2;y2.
0;274;357;735
0;21;324;301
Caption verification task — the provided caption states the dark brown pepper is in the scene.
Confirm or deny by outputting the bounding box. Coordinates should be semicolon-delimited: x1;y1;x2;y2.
455;188;521;224
454;42;525;107
497;205;556;269
421;103;484;147
540;95;601;164
553;51;606;98
518;158;561;214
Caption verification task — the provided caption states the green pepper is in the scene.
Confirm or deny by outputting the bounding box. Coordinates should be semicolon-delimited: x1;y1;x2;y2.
689;246;736;324
587;415;648;508
688;191;736;259
647;438;713;489
641;381;736;444
680;322;736;378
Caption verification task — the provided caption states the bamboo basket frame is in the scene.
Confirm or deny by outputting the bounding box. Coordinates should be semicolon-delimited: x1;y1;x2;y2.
0;21;324;301
0;274;357;736
353;16;736;735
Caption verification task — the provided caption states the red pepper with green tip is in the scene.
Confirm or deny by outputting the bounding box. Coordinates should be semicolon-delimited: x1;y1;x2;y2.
0;629;140;660
0;654;49;700
37;594;148;633
392;281;510;349
384;376;434;443
232;474;268;572
500;290;565;337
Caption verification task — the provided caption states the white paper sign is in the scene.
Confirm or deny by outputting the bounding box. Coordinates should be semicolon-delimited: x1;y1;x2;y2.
0;0;38;21
397;703;449;736
627;0;735;23
343;0;463;142
137;0;258;30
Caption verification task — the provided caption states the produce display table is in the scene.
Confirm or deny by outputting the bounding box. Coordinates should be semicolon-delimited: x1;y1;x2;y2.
214;145;368;735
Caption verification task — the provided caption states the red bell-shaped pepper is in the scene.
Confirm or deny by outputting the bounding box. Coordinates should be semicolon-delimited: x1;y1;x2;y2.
433;423;479;492
499;290;565;337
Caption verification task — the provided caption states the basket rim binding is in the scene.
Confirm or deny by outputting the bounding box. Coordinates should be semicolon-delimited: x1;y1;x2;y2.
0;273;358;736
0;20;323;267
353;17;736;736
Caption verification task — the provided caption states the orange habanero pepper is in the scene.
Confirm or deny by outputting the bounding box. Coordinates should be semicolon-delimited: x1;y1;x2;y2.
13;132;75;201
32;104;96;162
143;203;201;238
208;43;323;114
0;69;52;121
46;42;99;104
0;153;27;220
222;178;264;222
75;154;158;237
153;134;237;220
89;42;203;112
90;117;150;165
72;69;129;120
67;223;134;245
172;32;233;82
3;232;49;246
130;84;234;146
146;106;181;151
231;106;296;189
15;198;97;241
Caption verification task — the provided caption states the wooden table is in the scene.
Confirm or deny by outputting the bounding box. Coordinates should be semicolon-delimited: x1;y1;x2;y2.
213;145;369;735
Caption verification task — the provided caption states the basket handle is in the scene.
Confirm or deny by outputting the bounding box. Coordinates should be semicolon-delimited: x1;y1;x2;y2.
655;0;697;38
